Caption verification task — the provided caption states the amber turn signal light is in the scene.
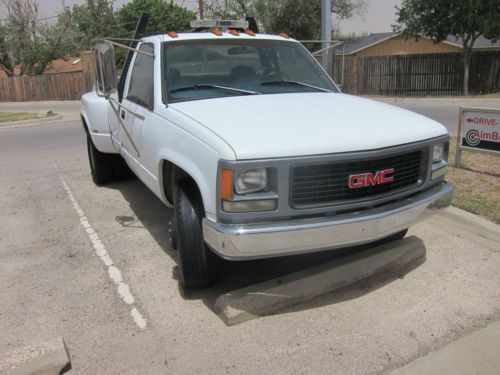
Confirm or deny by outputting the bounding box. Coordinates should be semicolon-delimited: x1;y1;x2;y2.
220;168;234;201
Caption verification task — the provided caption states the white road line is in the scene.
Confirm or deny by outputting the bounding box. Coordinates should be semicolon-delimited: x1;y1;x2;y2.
52;161;147;330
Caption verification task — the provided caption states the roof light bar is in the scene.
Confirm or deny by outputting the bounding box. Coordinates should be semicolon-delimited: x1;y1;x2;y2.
190;20;249;30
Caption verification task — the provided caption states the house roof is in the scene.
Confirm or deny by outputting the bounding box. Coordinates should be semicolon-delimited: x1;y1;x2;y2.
336;32;397;55
43;57;82;74
335;32;500;55
0;57;82;77
444;35;500;49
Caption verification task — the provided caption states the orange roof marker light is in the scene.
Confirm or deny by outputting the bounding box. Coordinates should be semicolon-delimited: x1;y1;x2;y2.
245;29;256;36
167;31;178;38
228;29;240;36
212;28;223;36
279;33;290;39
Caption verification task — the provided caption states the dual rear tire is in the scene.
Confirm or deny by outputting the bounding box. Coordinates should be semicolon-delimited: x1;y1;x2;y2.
86;133;131;185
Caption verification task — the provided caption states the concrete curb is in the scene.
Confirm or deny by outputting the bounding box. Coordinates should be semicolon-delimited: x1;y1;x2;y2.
389;321;500;375
214;236;426;326
438;206;500;243
8;337;71;375
0;115;63;129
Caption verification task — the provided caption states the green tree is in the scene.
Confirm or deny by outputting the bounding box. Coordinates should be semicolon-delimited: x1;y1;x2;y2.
205;0;367;40
2;0;55;75
65;0;118;51
116;0;196;35
394;0;500;95
205;0;256;19
0;21;15;76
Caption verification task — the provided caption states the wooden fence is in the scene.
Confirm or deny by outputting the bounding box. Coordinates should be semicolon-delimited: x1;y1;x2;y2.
333;51;500;96
0;71;94;102
1;51;499;101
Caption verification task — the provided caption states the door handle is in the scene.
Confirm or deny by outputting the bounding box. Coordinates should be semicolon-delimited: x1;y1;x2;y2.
121;110;126;119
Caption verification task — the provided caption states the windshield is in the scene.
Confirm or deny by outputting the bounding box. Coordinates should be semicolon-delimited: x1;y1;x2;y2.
163;39;339;103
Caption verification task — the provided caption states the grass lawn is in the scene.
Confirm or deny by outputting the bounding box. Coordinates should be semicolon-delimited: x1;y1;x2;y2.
447;138;500;224
0;110;56;123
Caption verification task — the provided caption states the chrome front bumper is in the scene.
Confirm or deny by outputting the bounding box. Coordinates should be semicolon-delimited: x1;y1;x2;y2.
203;182;453;260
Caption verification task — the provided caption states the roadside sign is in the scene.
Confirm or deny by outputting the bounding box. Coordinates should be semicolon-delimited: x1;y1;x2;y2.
455;107;500;168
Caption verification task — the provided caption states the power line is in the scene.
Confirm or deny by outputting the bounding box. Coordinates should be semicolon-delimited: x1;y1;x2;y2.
35;15;59;22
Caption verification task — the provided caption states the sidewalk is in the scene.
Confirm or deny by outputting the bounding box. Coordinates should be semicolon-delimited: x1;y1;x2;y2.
390;321;500;375
0;101;80;120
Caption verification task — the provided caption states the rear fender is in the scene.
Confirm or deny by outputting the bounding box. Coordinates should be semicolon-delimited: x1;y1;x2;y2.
80;91;118;154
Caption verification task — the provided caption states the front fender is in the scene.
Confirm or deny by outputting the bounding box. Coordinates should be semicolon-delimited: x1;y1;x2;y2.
157;147;220;221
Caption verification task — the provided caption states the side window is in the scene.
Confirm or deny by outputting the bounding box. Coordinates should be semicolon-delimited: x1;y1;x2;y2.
127;44;154;110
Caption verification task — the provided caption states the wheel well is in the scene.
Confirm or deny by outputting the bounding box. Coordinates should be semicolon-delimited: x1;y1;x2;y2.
161;160;195;206
81;115;90;135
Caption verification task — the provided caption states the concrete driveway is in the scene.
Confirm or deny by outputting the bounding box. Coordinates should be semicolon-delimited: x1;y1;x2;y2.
0;102;499;374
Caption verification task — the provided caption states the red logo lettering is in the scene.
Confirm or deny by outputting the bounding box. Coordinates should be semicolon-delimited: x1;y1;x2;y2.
348;168;395;189
466;117;498;126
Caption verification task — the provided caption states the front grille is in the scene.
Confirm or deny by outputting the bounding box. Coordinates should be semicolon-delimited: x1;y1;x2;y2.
291;149;426;208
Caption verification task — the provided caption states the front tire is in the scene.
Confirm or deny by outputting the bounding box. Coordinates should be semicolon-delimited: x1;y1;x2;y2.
383;228;408;243
175;180;217;289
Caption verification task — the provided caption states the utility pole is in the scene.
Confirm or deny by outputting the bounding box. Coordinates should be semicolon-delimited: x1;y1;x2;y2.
198;0;204;20
321;0;331;74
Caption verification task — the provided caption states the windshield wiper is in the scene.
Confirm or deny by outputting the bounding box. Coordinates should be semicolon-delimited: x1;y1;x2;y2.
170;84;259;95
260;80;333;93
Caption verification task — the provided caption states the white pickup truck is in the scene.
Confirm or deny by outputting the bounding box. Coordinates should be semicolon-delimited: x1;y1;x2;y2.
81;21;453;288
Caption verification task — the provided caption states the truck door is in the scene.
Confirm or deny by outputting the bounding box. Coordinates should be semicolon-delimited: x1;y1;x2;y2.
119;43;154;173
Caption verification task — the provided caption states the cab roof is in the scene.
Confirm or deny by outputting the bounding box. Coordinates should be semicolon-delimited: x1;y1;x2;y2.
141;32;298;44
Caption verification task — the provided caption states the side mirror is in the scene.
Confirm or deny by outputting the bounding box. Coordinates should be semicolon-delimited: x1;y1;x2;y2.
93;41;117;96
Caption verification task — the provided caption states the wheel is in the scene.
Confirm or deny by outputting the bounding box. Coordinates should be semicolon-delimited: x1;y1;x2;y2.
168;219;177;250
175;180;217;289
87;133;114;185
87;133;132;185
382;229;408;243
112;155;133;181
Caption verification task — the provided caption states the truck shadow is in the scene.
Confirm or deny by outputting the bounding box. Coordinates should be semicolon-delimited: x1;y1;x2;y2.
110;176;426;321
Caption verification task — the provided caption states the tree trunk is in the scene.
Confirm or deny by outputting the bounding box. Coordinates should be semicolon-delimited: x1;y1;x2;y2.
462;45;470;96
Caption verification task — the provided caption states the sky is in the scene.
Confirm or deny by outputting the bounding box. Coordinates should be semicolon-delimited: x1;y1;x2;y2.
0;0;402;35
337;0;402;34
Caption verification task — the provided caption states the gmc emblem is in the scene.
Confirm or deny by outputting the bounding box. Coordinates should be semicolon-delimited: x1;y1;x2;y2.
348;168;395;188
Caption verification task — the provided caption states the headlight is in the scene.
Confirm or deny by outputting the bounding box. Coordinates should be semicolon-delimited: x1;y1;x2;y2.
235;168;267;195
433;143;445;162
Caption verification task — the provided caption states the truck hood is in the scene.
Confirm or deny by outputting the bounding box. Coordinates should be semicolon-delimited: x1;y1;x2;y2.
171;93;448;160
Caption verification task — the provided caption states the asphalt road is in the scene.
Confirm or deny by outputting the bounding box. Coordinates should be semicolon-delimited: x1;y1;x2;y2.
2;97;499;135
0;103;499;374
373;97;500;136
